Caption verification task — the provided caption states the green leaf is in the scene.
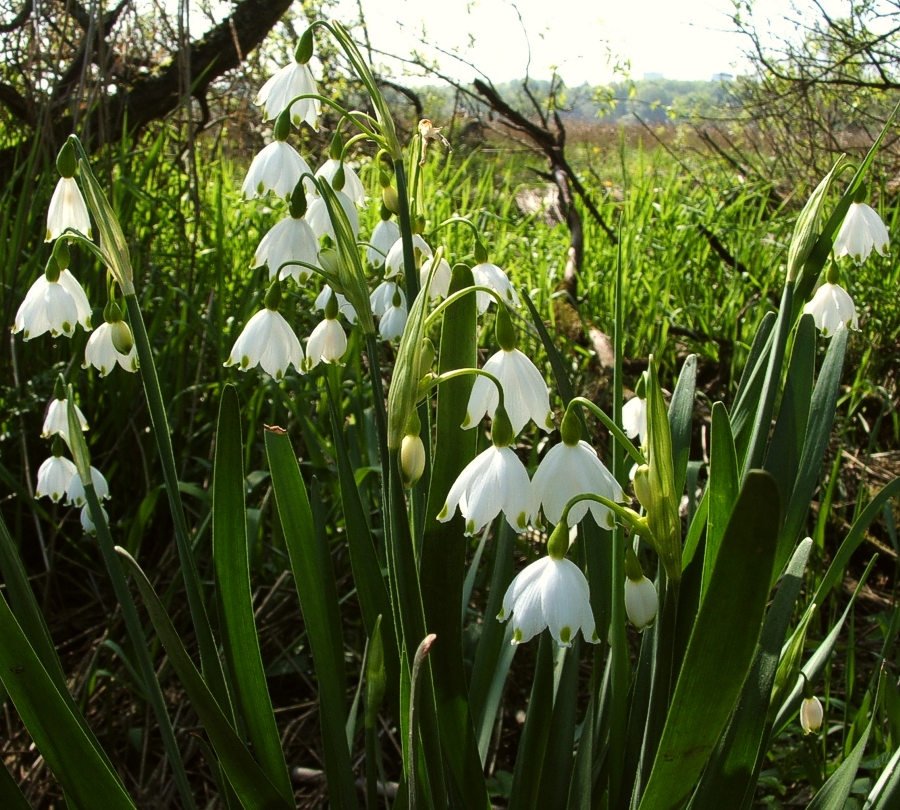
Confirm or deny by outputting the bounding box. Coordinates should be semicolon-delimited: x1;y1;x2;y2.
0;761;31;810
863;742;900;809
703;402;739;601
806;715;872;810
116;549;292;809
264;429;361;810
730;311;776;447
537;643;580;807
637;471;781;810
668;354;697;499
0;586;136;809
776;328;848;576
213;386;292;801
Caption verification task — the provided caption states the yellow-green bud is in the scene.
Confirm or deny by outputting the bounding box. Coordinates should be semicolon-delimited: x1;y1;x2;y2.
273;109;291;142
52;239;70;270
546;520;570;559
417;338;435;379
295;28;314;65
496;304;517;351
44;254;61;283
633;464;652;510
110;320;134;355
332;163;346;193
474;241;488;264
400;434;426;488
560;407;582;447
491;403;514;448
289;180;308;219
382;186;399;214
264;278;282;310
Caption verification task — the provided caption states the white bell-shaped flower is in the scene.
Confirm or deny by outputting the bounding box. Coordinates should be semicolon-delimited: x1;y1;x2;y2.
420;256;452;300
624;575;658;630
254;60;320;129
464;348;553;436
833;202;889;264
315;159;366;206
66;466;110;507
80;504;108;534
46;177;91;242
253;216;320;282
35;455;77;502
472;262;519;313
83;322;139;376
384;234;432;278
305;191;359;240
42;397;88;441
370;281;406;317
438;444;534;536
532;439;625;528
498;556;598;646
803;282;859;337
242;141;313;200
800;695;824;734
304;318;347;370
14;269;92;340
367;219;400;267
225;286;304;380
622;396;648;444
315;285;357;324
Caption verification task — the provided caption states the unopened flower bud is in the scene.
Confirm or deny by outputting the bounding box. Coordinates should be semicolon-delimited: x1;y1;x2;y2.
633;464;652;509
624;575;658;631
56;140;77;179
382;186;399;214
109;320;134;355
400;434;426;488
417;338;435;379
800;695;823;734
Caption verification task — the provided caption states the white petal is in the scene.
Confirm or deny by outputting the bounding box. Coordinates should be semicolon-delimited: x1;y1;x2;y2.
472;262;519;313
367;220;400;266
305;191;359;240
242;142;313;200
384;234;432;278
624;576;658;630
420;257;452;300
315;159;366;206
833;202;890;263
254;61;320;129
379;304;408;341
42;398;88;440
66;466;110;507
253;216;320;281
84;322;136;376
35;456;77;502
46;177;92;241
305;318;347;369
803;282;859;337
622;396;647;443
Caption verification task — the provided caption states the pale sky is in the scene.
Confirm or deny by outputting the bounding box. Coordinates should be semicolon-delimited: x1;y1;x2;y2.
337;0;818;85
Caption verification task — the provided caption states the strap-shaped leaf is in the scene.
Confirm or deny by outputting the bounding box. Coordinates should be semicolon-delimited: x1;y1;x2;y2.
806;713;872;810
0;760;31;810
703;402;739;601
264;429;361;809
0;582;136;809
637;471;781;810
115;549;293;810
668;354;697;498
213;386;292;801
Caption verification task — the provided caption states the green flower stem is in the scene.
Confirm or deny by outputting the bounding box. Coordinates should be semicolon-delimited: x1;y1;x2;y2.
568;396;645;468
124;293;232;713
81;479;197;810
393;158;420;301
281;93;383;143
430;216;482;240
423;286;505;329
559;493;656;549
418;367;504;410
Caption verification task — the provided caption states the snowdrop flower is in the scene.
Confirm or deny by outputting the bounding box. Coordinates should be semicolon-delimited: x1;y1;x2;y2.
42;392;88;442
803;282;859;337
370;281;406;317
800;695;823;734
438;405;534;535
14;268;92;340
66;466;110;507
315;284;356;324
306;190;359;240
400;433;426;488
46;177;91;242
624;575;658;630
833;202;889;263
80;504;108;534
385;234;432;278
532;440;625;528
315;159;366;207
254;47;320;129
367;218;400;267
35;451;77;502
304;292;348;370
420;256;452;300
498;555;598;646
472;262;519;313
622;395;648;444
242;141;313;200
463;306;552;435
253;215;320;282
84;321;139;376
225;281;304;379
378;298;408;341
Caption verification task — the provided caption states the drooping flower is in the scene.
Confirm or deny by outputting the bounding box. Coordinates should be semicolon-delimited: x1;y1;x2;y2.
252;216;320;282
464;348;553;436
498;556;598;646
35;455;77;502
438;444;534;536
225;282;304;379
370;281;406;317
622;395;648;444
66;466;110;507
46;177;92;242
315;285;357;324
378;299;408;341
80;504;108;534
367;219;400;267
800;695;824;734
254;60;320;129
803;282;859;337
42;396;88;441
14;269;92;340
472;262;519;313
833;202;889;263
532;440;625;528
305;190;359;240
242;141;313;200
84;322;139;376
420;256;452;300
315;159;366;206
384;234;432;278
303;318;347;370
624;575;658;630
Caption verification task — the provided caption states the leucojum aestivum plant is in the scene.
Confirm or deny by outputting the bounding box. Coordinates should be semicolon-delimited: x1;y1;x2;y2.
2;19;900;810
